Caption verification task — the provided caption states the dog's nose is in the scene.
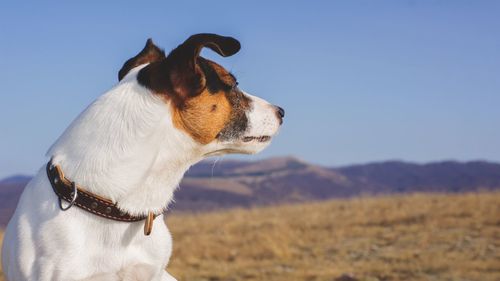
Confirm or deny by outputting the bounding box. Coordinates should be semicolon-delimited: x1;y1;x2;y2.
276;106;285;118
275;105;285;124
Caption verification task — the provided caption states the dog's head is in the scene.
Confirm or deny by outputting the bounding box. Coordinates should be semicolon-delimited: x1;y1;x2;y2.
119;34;284;157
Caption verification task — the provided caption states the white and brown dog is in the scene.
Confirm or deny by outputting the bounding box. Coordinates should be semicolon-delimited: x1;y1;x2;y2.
1;34;284;281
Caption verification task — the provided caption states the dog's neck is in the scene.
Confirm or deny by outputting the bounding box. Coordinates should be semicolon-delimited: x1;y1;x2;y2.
47;66;201;216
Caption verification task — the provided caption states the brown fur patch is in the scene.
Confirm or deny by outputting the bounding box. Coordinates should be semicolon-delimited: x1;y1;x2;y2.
199;60;251;141
170;59;251;144
172;89;232;144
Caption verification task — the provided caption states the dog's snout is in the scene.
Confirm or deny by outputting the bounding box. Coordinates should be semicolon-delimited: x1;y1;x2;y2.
274;105;285;124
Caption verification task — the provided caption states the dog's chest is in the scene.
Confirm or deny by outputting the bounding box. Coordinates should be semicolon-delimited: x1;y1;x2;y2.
5;169;173;280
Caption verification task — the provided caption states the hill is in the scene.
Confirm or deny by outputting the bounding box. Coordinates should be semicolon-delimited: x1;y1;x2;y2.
1;157;500;226
1;192;499;281
337;160;500;193
0;176;30;227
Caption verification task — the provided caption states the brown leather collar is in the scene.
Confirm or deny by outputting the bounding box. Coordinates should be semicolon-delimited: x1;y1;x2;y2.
46;160;156;235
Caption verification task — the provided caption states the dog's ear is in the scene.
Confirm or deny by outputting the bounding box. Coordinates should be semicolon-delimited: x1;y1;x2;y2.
169;33;241;70
118;38;166;81
137;34;240;104
167;33;240;98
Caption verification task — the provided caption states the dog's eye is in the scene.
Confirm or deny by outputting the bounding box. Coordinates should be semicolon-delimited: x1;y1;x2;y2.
232;81;239;90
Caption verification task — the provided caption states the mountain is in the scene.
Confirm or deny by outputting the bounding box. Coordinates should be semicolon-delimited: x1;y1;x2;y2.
0;175;31;227
1;157;500;226
336;160;500;193
175;157;355;211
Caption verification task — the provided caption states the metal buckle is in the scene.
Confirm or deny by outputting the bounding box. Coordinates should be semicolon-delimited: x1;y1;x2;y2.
59;181;78;211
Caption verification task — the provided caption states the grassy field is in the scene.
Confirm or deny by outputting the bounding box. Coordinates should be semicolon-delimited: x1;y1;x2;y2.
1;192;499;281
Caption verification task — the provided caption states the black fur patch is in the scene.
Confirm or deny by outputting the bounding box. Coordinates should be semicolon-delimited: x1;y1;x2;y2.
137;33;240;105
197;57;232;93
217;88;251;141
119;39;165;81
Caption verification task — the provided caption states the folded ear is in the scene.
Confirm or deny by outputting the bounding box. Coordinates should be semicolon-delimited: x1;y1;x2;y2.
137;34;240;104
169;33;241;70
118;38;166;81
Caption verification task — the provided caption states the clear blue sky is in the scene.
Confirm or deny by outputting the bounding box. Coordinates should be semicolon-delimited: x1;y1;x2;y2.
1;1;499;178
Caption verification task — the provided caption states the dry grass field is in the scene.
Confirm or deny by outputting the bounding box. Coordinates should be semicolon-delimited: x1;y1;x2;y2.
1;192;499;281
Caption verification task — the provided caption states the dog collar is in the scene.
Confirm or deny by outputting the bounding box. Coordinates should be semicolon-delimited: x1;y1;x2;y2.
46;160;157;235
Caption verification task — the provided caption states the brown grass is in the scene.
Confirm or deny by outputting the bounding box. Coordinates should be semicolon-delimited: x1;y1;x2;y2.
1;192;500;281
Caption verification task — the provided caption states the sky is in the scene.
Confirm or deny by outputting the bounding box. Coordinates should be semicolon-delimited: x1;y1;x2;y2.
0;1;499;178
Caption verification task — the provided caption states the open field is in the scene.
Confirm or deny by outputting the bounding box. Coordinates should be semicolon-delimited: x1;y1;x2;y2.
1;192;499;281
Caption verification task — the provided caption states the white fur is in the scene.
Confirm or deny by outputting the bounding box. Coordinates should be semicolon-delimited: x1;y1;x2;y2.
1;64;280;281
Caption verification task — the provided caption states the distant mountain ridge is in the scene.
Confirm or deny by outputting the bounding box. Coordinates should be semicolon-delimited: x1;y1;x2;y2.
337;160;500;193
1;157;500;226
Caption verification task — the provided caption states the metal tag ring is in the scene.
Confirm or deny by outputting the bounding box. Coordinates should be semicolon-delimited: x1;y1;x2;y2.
59;181;78;211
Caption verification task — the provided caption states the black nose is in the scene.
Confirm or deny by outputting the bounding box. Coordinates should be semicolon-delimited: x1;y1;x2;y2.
276;106;285;118
275;106;285;125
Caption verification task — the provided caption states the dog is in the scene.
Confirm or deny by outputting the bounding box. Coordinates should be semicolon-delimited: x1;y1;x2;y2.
1;33;284;281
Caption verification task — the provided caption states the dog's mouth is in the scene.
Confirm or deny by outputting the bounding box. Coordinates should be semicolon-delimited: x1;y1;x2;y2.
242;135;271;143
205;135;273;157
